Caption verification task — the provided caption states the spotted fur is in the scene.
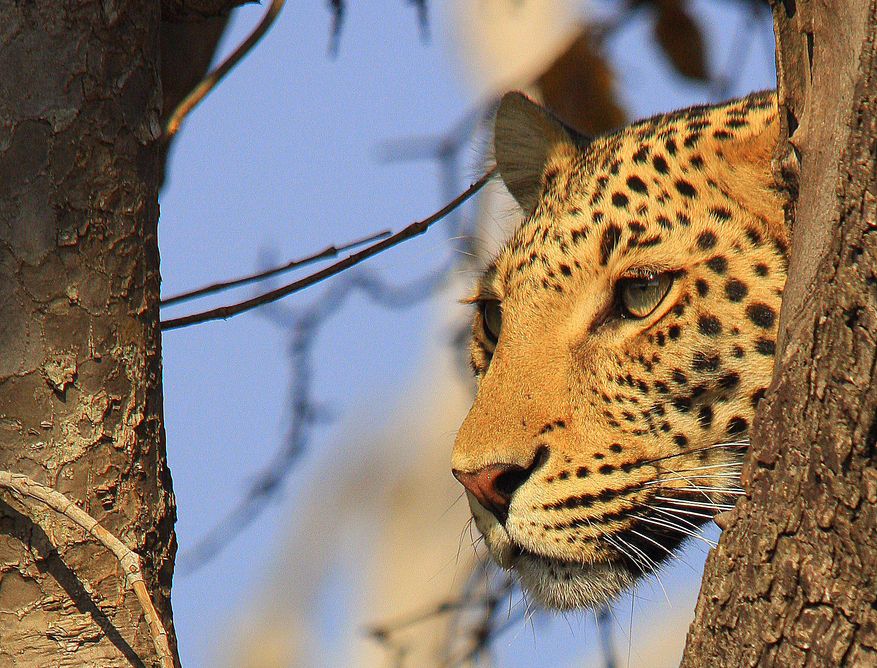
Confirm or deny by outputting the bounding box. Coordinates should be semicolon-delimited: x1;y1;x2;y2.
452;91;786;609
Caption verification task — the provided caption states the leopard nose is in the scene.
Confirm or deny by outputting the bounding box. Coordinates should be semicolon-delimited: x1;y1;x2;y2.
453;463;533;525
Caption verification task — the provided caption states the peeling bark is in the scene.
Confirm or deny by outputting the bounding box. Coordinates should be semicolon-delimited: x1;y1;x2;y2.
0;1;178;666
680;0;877;665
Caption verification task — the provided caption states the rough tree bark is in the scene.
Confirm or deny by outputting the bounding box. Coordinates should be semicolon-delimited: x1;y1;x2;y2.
0;1;179;667
680;0;877;665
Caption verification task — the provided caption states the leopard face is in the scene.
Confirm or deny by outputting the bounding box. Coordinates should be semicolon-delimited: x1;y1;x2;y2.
452;91;786;609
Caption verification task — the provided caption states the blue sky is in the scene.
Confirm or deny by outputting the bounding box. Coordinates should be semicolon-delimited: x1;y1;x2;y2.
157;1;776;666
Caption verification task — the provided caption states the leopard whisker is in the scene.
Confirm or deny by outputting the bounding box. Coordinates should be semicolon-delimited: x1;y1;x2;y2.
643;440;748;466
630;498;717;536
648;463;731;503
633;515;719;548
613;534;670;605
653;496;737;511
656;486;745;495
625;526;701;576
602;533;654;580
647;472;741;485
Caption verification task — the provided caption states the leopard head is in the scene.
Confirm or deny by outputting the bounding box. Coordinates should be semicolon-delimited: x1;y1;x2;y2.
452;91;786;609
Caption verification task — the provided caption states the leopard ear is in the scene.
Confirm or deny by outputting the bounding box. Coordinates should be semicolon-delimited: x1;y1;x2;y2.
494;92;587;214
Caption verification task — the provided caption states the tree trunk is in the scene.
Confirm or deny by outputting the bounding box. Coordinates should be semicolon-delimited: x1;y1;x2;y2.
0;1;178;666
680;0;877;665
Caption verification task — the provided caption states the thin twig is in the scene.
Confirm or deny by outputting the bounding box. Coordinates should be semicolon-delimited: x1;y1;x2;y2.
160;167;496;331
160;228;391;307
0;471;175;668
162;0;286;141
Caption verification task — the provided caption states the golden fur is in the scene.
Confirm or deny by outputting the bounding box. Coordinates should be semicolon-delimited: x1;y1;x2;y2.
453;92;786;608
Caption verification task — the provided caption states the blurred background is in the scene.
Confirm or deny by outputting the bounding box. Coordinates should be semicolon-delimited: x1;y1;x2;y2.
157;1;776;666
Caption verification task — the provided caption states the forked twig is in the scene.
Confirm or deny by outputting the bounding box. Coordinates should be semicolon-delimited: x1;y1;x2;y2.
162;0;286;141
0;471;175;668
160;167;496;331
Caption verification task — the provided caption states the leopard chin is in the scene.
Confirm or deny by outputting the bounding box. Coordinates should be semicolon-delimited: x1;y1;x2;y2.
471;497;636;609
512;549;634;610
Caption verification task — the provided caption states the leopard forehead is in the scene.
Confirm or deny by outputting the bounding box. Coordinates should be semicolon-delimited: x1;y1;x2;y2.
486;91;780;302
456;91;787;609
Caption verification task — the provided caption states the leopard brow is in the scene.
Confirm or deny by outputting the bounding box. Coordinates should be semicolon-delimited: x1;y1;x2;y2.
471;262;502;303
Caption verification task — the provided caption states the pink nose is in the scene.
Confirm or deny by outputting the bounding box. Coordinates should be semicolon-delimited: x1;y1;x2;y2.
453;463;532;525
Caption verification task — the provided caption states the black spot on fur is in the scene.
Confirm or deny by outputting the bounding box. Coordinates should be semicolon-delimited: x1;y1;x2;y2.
627;175;648;194
676;212;692;227
695;279;709;297
727;416;748;435
690;155;704;169
698;315;722;335
668;325;681;340
691;351;721;372
639;235;662;247
560;264;572;276
656;331;666;346
671;368;687;384
697;230;718;250
725;278;748;302
671;396;691;413
718;372;740;390
673;433;689;447
713;129;734;140
628;221;646;235
609;443;623;453
746;302;776;328
599;464;615;475
571;228;588;244
665;137;677;155
654;380;669;393
775;237;788;257
612;192;629;208
656;214;672;229
632;146;650;163
698;405;713;429
683;132;701;148
600;224;622;265
751;388;767;408
711;206;732;221
745;227;762;245
732;345;745;358
653;155;669;174
577;467;590;478
755;263;769;276
706;255;728;274
675;179;697;197
755;337;776;355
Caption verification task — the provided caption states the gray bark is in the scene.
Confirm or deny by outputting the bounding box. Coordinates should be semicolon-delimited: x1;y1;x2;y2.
0;1;178;666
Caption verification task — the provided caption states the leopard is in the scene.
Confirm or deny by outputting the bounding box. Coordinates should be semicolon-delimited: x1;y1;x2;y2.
452;90;787;610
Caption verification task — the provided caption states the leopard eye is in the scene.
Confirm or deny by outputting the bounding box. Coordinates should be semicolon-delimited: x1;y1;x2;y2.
618;272;673;318
480;300;503;344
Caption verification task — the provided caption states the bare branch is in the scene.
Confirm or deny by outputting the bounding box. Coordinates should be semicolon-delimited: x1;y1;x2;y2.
162;0;286;141
161;0;250;22
160;228;391;307
0;471;174;668
160;168;496;331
